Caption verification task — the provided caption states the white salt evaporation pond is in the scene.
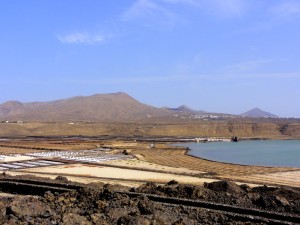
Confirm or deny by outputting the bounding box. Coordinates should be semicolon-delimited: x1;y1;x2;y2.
176;140;300;168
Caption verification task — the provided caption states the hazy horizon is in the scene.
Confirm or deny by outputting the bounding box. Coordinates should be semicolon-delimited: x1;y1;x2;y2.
1;1;300;117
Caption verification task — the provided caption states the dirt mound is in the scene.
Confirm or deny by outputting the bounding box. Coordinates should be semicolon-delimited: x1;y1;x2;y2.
55;175;69;182
0;183;265;224
136;181;300;215
204;180;244;194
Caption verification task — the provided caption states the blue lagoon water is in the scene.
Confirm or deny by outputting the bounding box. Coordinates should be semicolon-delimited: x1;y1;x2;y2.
176;140;300;168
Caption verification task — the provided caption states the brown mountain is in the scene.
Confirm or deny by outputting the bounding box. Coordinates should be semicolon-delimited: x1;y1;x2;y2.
0;92;171;122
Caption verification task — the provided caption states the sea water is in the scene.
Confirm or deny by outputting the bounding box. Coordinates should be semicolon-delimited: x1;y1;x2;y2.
176;140;300;168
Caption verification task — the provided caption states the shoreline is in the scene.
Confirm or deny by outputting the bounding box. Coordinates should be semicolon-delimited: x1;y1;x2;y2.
131;142;300;187
176;140;300;169
1;137;300;188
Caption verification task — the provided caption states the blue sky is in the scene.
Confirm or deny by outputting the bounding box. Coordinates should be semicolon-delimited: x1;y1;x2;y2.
1;0;300;117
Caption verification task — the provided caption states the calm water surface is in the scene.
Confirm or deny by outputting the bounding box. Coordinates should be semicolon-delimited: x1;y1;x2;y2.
176;140;300;168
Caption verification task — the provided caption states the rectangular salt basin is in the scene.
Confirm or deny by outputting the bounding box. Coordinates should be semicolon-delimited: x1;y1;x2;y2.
37;160;64;165
0;164;22;169
11;162;36;167
24;161;51;166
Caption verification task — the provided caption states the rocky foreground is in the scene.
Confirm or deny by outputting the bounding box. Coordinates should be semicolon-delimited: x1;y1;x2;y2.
0;177;300;225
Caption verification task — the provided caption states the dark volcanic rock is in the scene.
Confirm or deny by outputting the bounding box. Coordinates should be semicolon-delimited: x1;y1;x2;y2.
62;213;91;225
137;196;154;215
0;178;300;224
137;180;300;215
204;180;244;194
7;196;52;218
0;202;6;217
55;175;69;183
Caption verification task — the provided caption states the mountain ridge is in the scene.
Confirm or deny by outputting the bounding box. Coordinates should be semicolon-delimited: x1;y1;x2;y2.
0;93;280;122
0;92;171;122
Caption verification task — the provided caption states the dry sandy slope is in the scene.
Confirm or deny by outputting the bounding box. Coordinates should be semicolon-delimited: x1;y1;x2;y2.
1;120;300;138
234;171;300;187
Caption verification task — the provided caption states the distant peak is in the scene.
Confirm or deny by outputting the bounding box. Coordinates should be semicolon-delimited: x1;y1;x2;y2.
111;92;128;95
252;107;261;111
92;92;127;96
2;100;23;106
90;92;131;98
178;105;191;109
240;108;278;118
248;108;264;112
175;105;195;112
4;100;22;104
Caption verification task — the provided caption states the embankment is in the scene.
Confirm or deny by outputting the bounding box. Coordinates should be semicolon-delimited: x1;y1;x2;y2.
1;120;300;139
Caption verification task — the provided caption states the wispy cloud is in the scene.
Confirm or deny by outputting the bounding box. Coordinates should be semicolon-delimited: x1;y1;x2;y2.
229;1;300;35
57;71;300;87
122;0;180;28
219;72;300;81
57;32;109;45
122;0;247;28
123;0;160;20
269;1;300;18
64;75;187;85
225;59;275;72
123;0;200;20
208;0;247;16
161;0;199;5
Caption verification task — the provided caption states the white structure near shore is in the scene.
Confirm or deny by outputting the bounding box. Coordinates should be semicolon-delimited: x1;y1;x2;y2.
194;137;231;142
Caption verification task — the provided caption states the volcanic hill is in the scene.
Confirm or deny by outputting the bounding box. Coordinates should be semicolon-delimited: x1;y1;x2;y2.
164;105;206;114
0;92;171;122
240;108;278;118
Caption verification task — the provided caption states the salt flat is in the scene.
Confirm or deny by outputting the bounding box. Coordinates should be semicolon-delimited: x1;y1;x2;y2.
20;163;217;186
